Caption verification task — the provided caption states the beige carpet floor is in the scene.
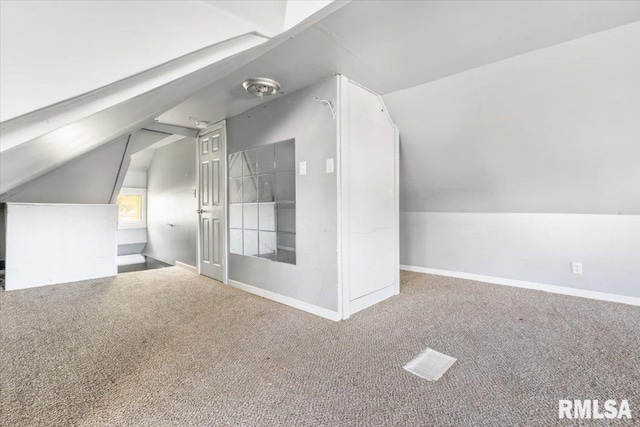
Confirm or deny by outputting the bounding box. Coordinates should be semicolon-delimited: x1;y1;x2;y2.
1;268;638;426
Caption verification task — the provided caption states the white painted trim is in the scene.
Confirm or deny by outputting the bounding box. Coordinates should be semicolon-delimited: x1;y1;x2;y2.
5;202;114;207
175;261;198;274
228;279;341;321
400;265;640;307
336;74;349;320
220;120;229;285
393;123;400;297
117;254;146;266
349;284;397;316
196;120;228;284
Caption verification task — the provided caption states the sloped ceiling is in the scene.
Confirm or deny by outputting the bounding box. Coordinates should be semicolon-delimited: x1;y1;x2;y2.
384;21;640;214
205;0;288;37
158;0;640;128
0;2;349;196
0;1;260;122
1;130;169;204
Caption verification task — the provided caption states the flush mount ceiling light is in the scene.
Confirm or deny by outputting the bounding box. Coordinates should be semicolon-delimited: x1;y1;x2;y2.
188;116;210;129
242;78;281;98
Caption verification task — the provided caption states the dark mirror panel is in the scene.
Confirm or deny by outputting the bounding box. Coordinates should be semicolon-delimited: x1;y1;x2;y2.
275;139;295;172
257;173;275;202
243;148;258;176
229;152;243;178
229;140;296;265
243;203;258;230
229;178;243;204
242;176;258;203
275;171;295;202
256;144;276;175
258;203;276;231
243;229;259;257
229;204;243;229
230;228;243;254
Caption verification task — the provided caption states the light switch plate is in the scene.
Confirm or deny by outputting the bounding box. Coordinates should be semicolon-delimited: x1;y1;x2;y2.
300;161;307;175
326;158;334;174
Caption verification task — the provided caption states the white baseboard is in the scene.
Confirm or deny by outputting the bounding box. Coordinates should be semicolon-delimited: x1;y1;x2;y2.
117;254;145;266
349;284;398;317
228;279;340;321
400;265;640;307
175;261;197;274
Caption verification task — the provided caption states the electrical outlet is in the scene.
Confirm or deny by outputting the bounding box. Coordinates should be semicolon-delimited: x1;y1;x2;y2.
571;262;583;275
300;161;307;175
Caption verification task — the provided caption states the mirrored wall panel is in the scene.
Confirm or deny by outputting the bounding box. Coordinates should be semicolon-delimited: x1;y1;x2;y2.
229;139;296;264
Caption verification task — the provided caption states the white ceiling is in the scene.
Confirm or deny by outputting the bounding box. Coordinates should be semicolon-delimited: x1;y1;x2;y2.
158;0;640;129
204;0;287;37
0;0;259;122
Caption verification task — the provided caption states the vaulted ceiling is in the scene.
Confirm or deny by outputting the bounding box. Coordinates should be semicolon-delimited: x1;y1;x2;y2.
0;1;345;196
158;0;640;128
1;1;638;204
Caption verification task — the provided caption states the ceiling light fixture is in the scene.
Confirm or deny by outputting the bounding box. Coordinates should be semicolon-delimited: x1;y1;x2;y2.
242;78;281;99
188;116;210;129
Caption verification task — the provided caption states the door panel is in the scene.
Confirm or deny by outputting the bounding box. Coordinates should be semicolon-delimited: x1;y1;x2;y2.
212;160;220;205
198;124;226;282
201;162;210;206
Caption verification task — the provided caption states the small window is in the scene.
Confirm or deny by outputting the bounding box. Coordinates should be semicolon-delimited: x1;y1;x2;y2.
117;188;147;229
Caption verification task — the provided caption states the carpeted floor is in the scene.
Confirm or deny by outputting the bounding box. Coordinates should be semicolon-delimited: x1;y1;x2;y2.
1;268;638;426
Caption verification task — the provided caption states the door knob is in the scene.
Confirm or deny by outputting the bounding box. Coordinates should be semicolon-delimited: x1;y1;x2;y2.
196;209;204;214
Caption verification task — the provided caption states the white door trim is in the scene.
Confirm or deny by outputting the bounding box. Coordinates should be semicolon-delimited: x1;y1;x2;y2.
196;120;228;284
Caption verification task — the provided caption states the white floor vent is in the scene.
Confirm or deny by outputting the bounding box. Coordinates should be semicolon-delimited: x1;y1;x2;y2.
404;348;457;381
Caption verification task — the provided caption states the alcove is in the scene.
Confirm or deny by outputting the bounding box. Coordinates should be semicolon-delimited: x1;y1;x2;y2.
226;75;399;320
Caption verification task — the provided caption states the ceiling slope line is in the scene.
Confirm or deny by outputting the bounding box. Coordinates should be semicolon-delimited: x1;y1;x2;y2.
0;31;271;131
0;1;353;195
0;32;270;152
109;134;132;204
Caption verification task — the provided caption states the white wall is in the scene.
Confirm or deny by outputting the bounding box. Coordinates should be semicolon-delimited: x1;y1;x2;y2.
383;22;640;299
227;78;339;312
144;138;198;267
384;22;640;214
4;203;117;290
340;79;398;307
401;213;640;298
117;228;147;257
122;171;147;189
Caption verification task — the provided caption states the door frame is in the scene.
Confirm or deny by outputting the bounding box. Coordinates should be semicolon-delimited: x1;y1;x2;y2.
196;120;228;284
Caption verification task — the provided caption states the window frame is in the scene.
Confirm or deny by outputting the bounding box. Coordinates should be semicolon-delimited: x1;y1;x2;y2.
117;187;147;229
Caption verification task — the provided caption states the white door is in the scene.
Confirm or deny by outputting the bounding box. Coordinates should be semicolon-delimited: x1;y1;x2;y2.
197;122;226;282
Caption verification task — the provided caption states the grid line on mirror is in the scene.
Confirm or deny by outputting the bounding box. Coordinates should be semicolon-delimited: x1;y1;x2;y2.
229;139;296;264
